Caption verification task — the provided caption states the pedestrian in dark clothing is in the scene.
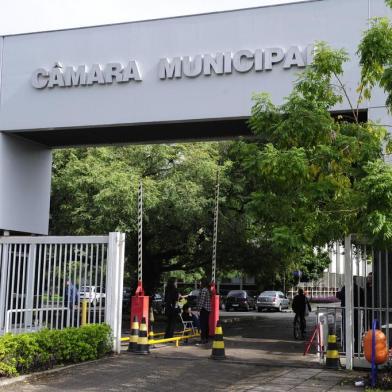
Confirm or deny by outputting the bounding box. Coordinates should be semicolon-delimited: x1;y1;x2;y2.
292;288;311;338
164;277;180;338
196;279;211;344
337;281;364;353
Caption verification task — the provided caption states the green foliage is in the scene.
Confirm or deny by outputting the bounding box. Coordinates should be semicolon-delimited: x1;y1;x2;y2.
228;41;392;283
51;143;260;291
358;1;392;107
0;324;112;377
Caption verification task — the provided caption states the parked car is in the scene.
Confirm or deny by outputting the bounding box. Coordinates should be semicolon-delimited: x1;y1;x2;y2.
79;285;106;304
257;290;289;312
225;290;256;311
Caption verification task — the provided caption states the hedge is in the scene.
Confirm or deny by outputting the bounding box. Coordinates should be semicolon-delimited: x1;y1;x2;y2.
0;324;112;377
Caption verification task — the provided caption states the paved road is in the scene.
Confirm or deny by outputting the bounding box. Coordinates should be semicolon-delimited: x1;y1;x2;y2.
1;308;365;391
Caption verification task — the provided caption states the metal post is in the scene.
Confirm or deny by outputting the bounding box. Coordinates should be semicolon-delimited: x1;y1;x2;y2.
106;232;125;353
25;244;37;329
344;235;354;370
211;171;219;284
138;180;143;284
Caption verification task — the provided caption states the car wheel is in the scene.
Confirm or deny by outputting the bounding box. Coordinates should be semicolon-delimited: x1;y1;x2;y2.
258;307;263;313
278;304;282;312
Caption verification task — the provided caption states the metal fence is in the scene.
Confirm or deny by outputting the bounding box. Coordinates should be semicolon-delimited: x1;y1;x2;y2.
0;233;125;353
318;237;392;369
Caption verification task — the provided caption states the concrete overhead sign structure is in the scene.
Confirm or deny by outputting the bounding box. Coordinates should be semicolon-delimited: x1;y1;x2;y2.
0;0;390;234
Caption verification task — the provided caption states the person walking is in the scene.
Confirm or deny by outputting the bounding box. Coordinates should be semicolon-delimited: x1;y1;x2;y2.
196;279;211;344
292;288;311;339
164;277;180;339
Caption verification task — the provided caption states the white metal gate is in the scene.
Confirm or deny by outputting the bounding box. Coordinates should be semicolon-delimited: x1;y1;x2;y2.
0;232;124;353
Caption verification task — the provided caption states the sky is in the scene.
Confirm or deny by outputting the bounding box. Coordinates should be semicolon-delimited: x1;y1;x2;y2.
0;0;305;36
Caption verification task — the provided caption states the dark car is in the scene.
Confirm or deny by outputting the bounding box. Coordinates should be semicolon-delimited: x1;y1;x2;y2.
225;290;256;311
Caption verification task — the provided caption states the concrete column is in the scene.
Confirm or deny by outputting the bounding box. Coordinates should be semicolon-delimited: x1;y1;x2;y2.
0;133;52;234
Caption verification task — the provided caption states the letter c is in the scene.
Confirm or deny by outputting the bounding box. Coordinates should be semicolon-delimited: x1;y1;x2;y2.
31;68;49;89
233;50;254;73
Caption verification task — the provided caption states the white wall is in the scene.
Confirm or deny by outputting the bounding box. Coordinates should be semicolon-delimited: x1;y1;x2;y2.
0;133;52;234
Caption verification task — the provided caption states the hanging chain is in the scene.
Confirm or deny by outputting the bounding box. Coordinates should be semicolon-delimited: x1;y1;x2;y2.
211;170;220;283
137;180;143;283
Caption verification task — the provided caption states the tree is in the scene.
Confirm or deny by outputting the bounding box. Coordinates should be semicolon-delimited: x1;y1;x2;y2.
51;143;265;292
226;36;392;282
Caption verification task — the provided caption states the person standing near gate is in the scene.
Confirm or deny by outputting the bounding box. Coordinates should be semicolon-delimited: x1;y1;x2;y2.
196;279;211;344
292;288;311;339
164;277;180;338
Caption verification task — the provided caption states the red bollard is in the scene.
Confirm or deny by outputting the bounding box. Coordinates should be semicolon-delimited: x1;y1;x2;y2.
130;281;149;331
209;283;220;337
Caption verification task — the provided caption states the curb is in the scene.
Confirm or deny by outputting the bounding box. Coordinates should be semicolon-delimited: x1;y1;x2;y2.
0;355;115;388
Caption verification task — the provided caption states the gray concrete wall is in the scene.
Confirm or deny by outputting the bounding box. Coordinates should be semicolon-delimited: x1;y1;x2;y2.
0;133;52;234
0;0;388;133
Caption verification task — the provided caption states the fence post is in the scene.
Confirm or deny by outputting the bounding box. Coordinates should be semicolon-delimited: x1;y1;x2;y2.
25;244;37;329
0;244;9;331
344;235;353;370
106;232;125;353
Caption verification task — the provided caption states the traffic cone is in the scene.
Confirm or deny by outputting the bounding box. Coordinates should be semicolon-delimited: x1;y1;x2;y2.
136;317;150;355
325;329;340;369
128;316;139;352
211;321;226;360
148;323;156;348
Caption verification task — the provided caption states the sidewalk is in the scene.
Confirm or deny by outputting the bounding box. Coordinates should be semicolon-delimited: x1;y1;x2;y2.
0;353;365;392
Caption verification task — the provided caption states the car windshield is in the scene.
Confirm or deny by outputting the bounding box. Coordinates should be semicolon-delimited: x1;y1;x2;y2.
81;286;92;292
260;291;277;297
227;290;246;298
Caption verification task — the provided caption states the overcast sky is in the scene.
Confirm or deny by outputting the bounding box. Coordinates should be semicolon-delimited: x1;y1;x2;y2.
1;0;305;35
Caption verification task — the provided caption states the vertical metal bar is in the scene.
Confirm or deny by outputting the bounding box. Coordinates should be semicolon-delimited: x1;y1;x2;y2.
61;244;68;329
83;243;88;323
88;243;93;324
0;244;9;331
15;244;22;332
99;243;104;324
20;244;28;331
46;244;52;329
386;249;389;350
4;245;12;333
71;244;77;327
364;246;368;331
50;244;57;329
378;251;382;328
35;245;42;312
93;243;99;324
56;244;63;329
212;170;220;284
10;244;17;332
137;180;143;284
344;235;354;370
77;243;83;327
25;244;36;330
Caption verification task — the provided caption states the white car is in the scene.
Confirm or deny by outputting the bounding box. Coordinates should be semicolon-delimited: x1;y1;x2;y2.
257;290;290;312
79;285;106;304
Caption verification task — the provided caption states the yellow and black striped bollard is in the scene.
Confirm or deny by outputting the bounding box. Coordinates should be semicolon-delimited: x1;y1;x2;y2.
325;330;340;369
136;317;150;355
211;320;226;360
128;316;139;352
